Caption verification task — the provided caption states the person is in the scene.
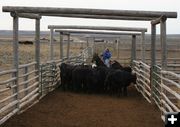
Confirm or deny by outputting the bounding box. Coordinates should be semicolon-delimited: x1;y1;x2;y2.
102;48;112;67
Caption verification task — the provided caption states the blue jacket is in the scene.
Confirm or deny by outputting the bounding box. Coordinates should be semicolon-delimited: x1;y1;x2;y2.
103;51;111;61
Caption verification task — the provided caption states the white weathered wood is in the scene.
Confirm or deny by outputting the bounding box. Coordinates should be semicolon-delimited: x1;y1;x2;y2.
0;109;18;125
19;76;39;86
131;35;136;63
19;62;36;69
60;33;63;59
19;70;37;78
161;99;173;112
12;14;19;111
151;24;156;67
162;83;180;100
35;19;40;82
19;82;39;94
161;70;180;79
161;76;180;88
50;25;147;32
0;100;18;114
141;31;145;62
45;14;154;20
151;15;167;25
20;88;38;103
19;100;39;114
0;93;17;104
0;69;17;76
11;12;41;19
19;93;39;108
67;34;70;59
162;93;179;112
49;28;54;60
0;77;17;85
160;19;167;70
56;30;142;36
3;6;177;18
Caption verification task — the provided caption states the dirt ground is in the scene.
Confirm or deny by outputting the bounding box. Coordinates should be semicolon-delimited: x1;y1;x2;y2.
1;86;164;127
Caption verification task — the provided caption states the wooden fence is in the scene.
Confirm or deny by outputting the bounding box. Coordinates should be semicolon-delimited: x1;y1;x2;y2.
132;60;180;122
0;47;88;125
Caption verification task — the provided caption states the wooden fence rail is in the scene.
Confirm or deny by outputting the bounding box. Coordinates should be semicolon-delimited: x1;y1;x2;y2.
132;61;180;122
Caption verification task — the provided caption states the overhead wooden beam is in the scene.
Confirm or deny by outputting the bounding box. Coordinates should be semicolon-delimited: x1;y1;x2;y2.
151;15;167;25
3;6;177;18
10;12;41;19
44;14;154;21
55;30;141;36
49;25;147;32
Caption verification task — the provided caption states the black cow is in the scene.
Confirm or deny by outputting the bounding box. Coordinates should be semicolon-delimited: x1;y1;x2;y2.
59;63;75;91
105;70;136;96
19;41;33;45
72;65;97;92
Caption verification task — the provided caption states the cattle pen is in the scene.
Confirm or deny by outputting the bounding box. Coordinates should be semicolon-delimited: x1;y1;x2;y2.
0;6;179;127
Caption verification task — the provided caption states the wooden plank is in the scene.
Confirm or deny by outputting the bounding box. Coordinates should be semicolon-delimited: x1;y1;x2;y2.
50;25;147;32
0;69;17;76
50;28;54;60
0;109;18;125
19;62;36;69
0;77;17;85
12;14;19;111
59;33;63;59
160;19;167;70
151;15;167;25
56;30;141;36
35;19;40;82
45;14;154;20
117;38;120;59
141;31;145;62
12;12;41;19
151;24;156;67
131;35;136;63
3;6;177;18
67;34;70;59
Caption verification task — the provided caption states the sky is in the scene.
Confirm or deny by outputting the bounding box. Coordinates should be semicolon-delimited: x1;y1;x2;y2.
0;0;179;34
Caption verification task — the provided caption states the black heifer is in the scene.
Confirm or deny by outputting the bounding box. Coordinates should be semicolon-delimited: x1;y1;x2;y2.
59;63;75;91
72;65;98;93
105;70;136;96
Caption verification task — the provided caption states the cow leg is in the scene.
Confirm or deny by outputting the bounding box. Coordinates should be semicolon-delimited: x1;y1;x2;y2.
123;87;127;96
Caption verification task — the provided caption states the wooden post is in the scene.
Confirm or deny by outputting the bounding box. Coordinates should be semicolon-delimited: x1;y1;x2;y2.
60;33;63;60
92;37;95;54
150;24;156;103
117;38;120;59
11;12;19;110
49;28;54;60
86;37;89;47
160;18;167;70
131;35;136;64
35;18;40;82
151;24;156;67
141;31;145;62
67;34;70;59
